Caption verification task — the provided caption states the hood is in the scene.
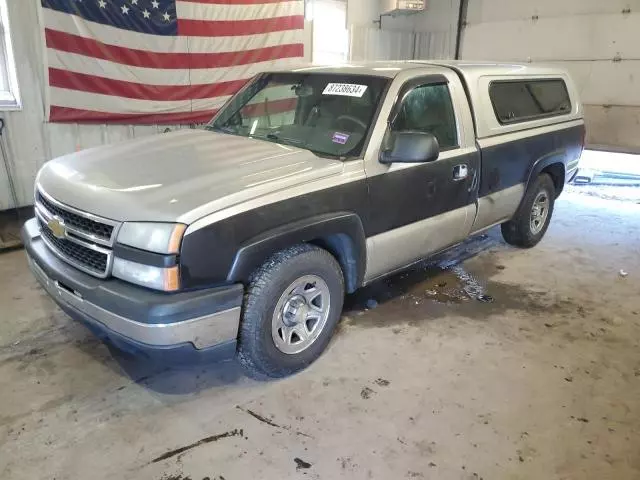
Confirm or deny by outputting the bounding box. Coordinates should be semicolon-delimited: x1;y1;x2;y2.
36;130;343;224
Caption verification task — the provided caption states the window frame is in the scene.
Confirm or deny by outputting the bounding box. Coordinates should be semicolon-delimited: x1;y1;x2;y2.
489;78;571;126
388;75;461;153
0;0;20;111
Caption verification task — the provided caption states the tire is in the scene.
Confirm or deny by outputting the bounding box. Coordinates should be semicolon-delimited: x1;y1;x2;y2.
501;173;556;248
237;244;345;379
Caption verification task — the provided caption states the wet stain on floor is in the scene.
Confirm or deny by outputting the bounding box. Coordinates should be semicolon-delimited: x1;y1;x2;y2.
342;232;576;328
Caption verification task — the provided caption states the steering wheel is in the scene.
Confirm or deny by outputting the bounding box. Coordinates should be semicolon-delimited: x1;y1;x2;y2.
335;115;367;133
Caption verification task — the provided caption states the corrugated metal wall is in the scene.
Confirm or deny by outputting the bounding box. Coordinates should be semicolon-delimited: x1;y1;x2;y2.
349;26;416;61
461;0;640;153
0;1;312;211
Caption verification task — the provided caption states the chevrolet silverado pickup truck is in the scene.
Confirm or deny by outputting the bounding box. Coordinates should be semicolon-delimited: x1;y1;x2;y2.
23;61;585;378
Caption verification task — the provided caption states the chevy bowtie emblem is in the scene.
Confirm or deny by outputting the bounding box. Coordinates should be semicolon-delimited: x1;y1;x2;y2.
47;216;66;239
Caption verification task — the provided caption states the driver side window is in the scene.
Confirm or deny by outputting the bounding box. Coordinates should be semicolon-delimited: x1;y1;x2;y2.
392;83;458;150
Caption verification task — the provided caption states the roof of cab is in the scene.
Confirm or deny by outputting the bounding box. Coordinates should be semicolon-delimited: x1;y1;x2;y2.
277;60;569;79
285;61;429;78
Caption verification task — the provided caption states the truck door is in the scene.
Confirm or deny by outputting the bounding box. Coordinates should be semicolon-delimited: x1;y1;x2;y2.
363;74;480;281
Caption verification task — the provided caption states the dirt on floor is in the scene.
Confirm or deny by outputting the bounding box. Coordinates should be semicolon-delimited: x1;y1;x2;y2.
0;191;639;480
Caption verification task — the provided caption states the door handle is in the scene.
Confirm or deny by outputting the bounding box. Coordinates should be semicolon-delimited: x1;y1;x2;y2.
453;164;468;181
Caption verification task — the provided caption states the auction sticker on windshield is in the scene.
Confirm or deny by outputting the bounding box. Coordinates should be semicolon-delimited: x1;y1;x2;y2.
323;83;368;97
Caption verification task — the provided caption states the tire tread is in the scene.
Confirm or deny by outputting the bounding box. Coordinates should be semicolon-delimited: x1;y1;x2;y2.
237;244;344;379
501;173;556;248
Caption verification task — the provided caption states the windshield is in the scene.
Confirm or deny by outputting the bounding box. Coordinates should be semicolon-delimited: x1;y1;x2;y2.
208;73;390;158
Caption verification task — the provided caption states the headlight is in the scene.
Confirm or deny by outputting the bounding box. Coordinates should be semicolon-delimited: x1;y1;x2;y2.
117;222;186;254
112;257;180;292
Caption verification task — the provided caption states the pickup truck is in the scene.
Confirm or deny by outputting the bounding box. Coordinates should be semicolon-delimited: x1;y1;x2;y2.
22;61;585;378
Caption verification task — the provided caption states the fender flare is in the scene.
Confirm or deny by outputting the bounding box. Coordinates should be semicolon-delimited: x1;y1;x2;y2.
227;212;367;292
517;150;566;212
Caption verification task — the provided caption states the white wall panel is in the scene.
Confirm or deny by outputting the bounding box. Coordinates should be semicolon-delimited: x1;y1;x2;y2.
462;14;640;61
132;125;161;138
0;0;47;210
46;123;78;160
461;0;640;152
466;0;635;24
584;104;640;151
542;60;640;107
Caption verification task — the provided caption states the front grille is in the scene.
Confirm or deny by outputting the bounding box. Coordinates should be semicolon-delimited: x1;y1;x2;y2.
36;191;114;241
40;220;109;274
35;189;119;278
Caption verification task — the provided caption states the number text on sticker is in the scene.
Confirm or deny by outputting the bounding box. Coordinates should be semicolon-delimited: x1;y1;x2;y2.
323;83;368;98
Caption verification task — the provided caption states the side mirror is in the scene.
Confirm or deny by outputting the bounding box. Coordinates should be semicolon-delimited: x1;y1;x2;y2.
380;131;440;164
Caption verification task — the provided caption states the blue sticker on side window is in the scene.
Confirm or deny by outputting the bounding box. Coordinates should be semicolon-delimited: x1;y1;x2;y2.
332;132;350;144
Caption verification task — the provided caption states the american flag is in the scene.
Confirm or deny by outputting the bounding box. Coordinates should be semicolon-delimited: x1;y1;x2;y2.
41;0;306;124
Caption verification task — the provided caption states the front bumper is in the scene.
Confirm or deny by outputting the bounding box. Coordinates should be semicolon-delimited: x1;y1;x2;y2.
21;218;243;360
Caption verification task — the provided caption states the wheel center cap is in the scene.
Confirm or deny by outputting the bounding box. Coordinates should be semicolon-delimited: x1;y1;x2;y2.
533;205;543;217
282;295;307;326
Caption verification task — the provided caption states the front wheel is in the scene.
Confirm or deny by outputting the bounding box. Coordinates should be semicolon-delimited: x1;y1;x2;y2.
501;173;556;248
237;244;345;379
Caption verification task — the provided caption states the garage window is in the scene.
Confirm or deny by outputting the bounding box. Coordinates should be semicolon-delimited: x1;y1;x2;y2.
490;79;571;125
0;0;20;110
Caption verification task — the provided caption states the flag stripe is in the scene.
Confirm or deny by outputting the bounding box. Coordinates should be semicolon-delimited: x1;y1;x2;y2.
242;97;297;117
47;49;301;86
46;29;304;69
178;16;304;37
49;68;249;101
43;9;304;54
49;98;297;124
49;86;295;115
50;86;222;114
175;0;303;20
50;106;218;124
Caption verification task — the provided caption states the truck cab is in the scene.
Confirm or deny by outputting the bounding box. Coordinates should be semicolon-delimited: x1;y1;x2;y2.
22;61;585;378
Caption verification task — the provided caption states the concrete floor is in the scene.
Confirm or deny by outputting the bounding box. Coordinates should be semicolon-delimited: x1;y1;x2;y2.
1;191;639;480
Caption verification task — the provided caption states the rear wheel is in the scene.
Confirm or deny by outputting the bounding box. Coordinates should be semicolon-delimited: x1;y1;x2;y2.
501;173;556;248
237;244;344;379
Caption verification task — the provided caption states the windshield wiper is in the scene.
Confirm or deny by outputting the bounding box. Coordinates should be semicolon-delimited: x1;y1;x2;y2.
264;133;304;146
263;133;344;159
207;125;236;134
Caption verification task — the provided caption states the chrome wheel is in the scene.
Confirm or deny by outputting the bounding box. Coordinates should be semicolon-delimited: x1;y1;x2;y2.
530;191;550;235
271;275;331;355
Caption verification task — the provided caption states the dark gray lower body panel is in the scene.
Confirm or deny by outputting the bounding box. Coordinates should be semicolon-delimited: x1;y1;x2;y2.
22;218;243;358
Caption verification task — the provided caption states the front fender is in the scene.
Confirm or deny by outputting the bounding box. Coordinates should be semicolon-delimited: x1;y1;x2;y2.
227;212;367;292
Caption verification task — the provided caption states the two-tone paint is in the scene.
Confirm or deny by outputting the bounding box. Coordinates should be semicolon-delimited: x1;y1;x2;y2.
35;61;585;295
179;62;585;290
